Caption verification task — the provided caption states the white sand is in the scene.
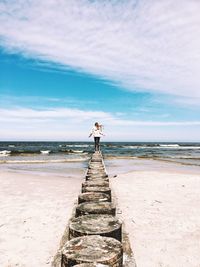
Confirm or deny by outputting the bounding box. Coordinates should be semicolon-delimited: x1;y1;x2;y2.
0;169;82;267
1;159;200;267
111;165;200;267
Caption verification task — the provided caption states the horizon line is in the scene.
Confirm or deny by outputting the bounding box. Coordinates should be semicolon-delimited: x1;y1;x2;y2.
0;140;200;143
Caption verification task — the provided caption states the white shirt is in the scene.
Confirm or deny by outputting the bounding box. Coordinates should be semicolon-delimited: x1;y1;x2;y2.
90;126;103;137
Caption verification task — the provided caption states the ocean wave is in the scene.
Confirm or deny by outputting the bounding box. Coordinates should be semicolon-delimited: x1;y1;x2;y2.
104;144;119;148
71;150;84;153
0;149;88;156
122;146;139;149
0;158;88;164
106;154;200;160
158;146;200;150
61;144;91;148
121;144;181;149
40;150;51;154
0;150;11;156
121;145;200;150
165;156;200;159
159;144;180;147
7;150;42;155
62;149;86;154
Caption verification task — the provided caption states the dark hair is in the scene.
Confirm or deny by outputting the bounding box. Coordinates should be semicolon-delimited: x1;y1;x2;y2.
95;122;100;129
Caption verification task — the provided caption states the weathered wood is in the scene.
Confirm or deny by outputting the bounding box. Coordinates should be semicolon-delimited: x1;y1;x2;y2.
86;174;107;178
61;235;123;267
88;164;104;167
88;167;106;173
78;192;110;204
90;159;103;163
52;151;136;267
82;186;112;201
91;154;102;158
86;174;109;180
88;168;105;173
86;173;107;178
88;165;104;169
73;264;109;267
75;202;116;217
88;169;105;173
88;162;104;166
69;214;122;242
85;181;109;186
82;186;111;201
82;180;109;189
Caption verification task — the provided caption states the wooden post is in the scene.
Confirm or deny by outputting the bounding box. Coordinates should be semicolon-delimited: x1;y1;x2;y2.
73;264;109;267
82;180;109;189
78;192;110;204
75;202;116;217
86;174;109;180
61;235;123;267
82;186;111;201
69;214;122;242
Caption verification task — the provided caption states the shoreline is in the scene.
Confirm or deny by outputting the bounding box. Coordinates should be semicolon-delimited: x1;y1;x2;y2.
1;155;200;171
106;155;200;167
105;157;200;176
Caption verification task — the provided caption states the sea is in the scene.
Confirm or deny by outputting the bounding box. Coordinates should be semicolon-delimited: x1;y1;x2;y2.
0;141;200;167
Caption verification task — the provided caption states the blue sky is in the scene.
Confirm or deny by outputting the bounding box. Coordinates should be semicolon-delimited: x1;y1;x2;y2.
0;0;200;141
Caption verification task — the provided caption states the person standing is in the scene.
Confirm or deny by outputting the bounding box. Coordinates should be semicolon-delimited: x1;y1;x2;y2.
89;122;104;151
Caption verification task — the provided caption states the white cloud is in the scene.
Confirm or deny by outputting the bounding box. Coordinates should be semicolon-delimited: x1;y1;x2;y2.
1;106;200;125
171;96;200;107
0;107;112;122
0;107;200;141
0;0;200;99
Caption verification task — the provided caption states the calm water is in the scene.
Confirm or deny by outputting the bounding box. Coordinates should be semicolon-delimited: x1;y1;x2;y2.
0;141;200;167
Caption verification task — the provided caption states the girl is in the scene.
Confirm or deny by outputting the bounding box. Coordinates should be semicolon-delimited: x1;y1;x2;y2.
89;122;104;151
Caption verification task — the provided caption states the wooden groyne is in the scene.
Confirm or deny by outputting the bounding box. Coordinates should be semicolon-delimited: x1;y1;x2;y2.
52;151;136;267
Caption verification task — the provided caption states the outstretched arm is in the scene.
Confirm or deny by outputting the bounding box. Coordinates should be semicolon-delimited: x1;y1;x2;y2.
88;127;94;138
100;130;105;136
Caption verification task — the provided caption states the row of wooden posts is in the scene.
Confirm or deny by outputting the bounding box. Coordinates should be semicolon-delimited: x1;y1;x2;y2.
60;151;124;267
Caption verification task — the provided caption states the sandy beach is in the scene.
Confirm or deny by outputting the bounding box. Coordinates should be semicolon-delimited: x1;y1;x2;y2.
109;160;200;267
0;166;84;267
1;158;200;267
1;0;200;265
